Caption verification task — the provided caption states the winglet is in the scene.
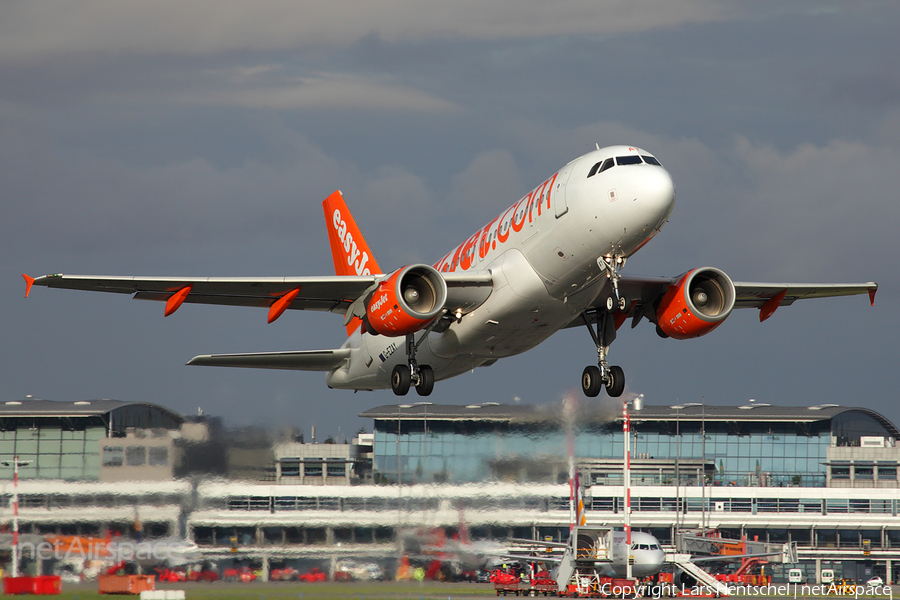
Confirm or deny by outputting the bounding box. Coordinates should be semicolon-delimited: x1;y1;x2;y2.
759;289;787;322
22;274;35;298
868;285;877;306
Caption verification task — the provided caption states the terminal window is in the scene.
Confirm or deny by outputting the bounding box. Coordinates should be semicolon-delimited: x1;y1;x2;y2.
126;446;146;466
102;446;123;467
148;447;168;467
304;460;323;477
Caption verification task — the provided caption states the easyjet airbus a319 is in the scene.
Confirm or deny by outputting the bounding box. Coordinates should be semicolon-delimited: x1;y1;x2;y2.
24;145;877;397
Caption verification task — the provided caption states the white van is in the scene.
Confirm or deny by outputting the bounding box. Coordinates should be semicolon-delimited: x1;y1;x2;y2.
821;569;835;584
788;569;804;584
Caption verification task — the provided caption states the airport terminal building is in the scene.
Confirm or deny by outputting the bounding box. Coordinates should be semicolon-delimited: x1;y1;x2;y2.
3;398;900;584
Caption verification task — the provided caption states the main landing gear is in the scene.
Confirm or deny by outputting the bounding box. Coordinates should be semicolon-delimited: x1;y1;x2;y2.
391;333;435;397
581;255;628;398
581;311;625;398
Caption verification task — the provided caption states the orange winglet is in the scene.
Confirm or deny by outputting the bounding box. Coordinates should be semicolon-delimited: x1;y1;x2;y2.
759;289;787;322
23;274;35;298
268;288;301;324
164;285;193;317
868;286;877;306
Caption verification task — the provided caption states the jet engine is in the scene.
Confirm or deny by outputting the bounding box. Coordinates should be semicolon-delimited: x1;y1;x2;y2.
365;264;448;337
655;267;735;339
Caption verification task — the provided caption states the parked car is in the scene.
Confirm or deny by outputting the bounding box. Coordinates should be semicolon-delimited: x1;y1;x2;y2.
299;567;327;583
867;576;884;587
333;559;385;581
270;567;300;581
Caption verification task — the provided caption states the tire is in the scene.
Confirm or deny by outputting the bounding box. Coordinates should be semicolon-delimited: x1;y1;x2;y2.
391;364;411;395
605;365;625;397
582;366;602;397
416;365;435;396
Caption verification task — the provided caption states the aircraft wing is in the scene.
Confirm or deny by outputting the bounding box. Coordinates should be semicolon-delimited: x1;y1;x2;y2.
569;275;876;327
24;271;494;320
730;281;877;310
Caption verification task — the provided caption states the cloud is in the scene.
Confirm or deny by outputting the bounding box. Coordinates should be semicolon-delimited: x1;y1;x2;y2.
0;1;731;65
175;72;459;113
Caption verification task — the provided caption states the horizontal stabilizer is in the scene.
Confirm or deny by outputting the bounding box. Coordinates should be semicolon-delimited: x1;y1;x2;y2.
187;349;350;371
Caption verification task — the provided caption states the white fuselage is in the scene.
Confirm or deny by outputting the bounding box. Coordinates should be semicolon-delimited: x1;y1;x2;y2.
607;530;666;578
326;145;676;390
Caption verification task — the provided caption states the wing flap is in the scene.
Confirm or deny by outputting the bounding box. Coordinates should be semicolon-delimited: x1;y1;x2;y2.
187;349;351;371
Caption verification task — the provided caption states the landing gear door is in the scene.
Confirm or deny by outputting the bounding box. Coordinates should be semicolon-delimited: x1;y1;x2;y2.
554;165;574;218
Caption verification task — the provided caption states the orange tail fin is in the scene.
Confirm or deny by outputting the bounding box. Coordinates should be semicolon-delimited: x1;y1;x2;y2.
323;191;382;335
322;190;381;277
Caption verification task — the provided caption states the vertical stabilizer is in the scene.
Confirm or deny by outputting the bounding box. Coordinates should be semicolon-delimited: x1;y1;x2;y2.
322;190;382;277
322;191;382;335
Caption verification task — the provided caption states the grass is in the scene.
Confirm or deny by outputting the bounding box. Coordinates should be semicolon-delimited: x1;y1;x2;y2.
56;580;500;600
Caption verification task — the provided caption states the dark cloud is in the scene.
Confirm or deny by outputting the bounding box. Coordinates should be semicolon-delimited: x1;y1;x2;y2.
3;1;898;439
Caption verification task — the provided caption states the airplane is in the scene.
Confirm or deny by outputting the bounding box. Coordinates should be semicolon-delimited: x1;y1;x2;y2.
23;145;878;398
507;528;666;580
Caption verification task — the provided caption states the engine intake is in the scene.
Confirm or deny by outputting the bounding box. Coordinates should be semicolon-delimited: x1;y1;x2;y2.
656;267;735;339
366;264;448;337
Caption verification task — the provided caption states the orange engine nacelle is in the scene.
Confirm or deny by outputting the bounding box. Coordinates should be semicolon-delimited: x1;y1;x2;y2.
656;267;735;339
366;264;448;337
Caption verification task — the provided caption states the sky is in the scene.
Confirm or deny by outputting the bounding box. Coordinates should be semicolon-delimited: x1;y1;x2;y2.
3;1;898;441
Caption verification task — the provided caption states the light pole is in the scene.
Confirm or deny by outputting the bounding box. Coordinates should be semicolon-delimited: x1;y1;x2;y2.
3;456;31;578
670;403;701;535
623;394;643;580
413;402;432;482
396;404;412;485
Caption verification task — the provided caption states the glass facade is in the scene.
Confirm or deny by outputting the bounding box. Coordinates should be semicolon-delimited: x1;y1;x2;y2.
0;401;183;481
371;407;894;486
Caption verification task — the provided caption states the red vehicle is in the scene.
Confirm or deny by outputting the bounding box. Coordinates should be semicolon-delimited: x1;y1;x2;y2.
155;568;187;583
187;568;218;582
222;566;257;583
270;567;299;582
299;567;327;583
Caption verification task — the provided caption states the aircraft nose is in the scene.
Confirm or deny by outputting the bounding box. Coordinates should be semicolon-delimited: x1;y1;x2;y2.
634;166;676;223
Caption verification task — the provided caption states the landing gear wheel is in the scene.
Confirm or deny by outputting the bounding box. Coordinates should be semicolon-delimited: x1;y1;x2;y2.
415;365;435;396
617;296;629;312
391;364;411;396
605;365;625;397
582;366;602;397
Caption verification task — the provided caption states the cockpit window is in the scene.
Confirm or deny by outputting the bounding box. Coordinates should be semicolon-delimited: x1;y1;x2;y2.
587;157;616;178
642;155;662;166
615;155;643;166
